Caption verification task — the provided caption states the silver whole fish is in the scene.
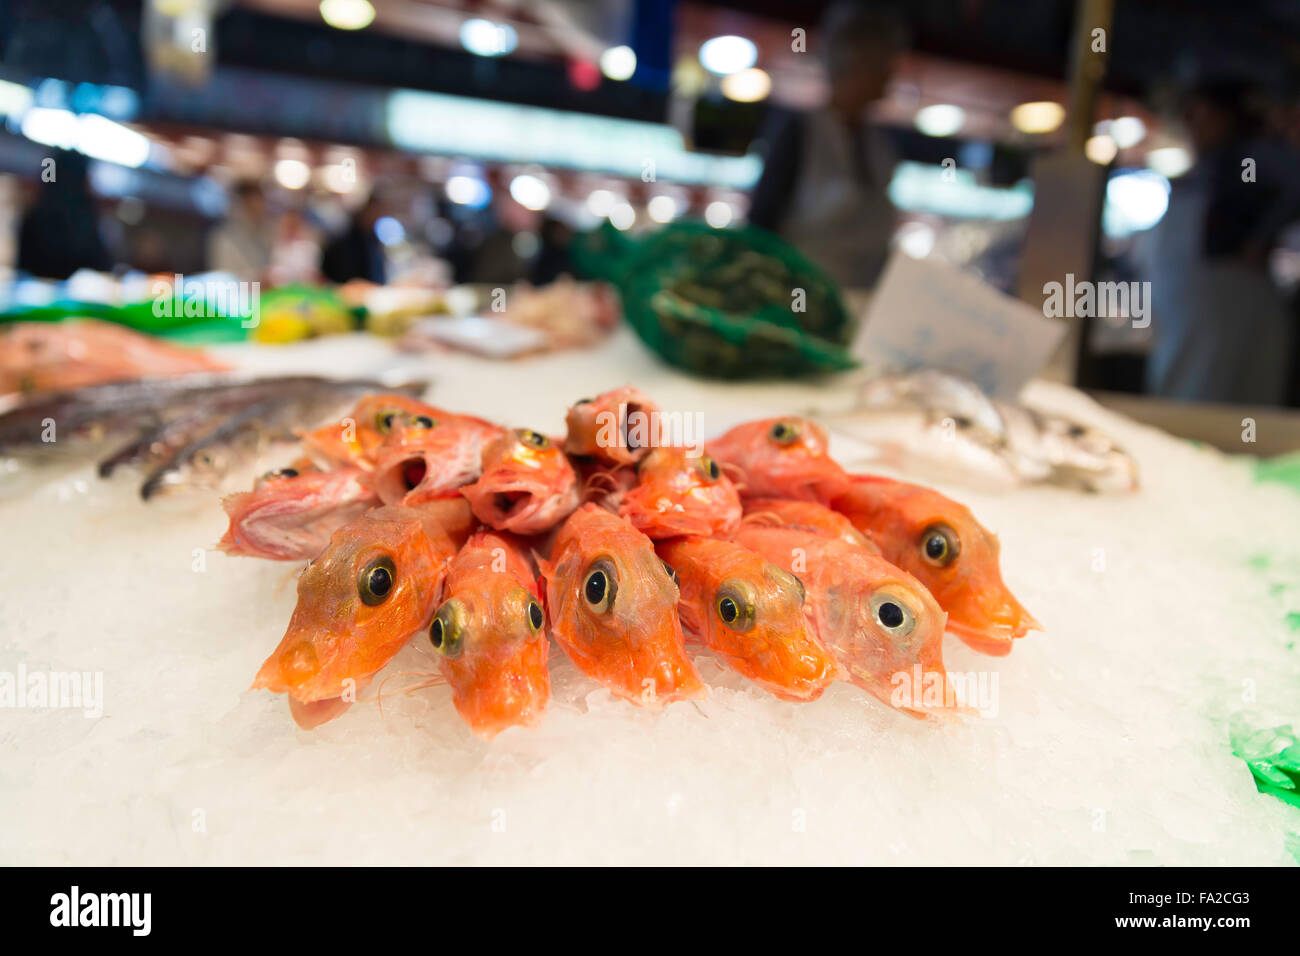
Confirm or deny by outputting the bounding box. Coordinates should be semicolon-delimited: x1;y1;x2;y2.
816;369;1139;494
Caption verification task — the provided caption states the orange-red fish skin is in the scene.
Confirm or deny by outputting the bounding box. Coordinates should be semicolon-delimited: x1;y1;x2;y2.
300;394;445;469
733;524;953;718
657;536;839;702
740;498;879;553
252;500;472;709
431;531;551;739
459;429;580;534
563;386;661;466
619;446;741;540
366;413;504;506
539;504;704;707
707;417;850;502
219;464;378;561
832;475;1040;655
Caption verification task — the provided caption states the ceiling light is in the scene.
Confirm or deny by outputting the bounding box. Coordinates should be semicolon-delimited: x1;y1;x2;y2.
704;200;733;228
1010;101;1065;134
460;18;517;57
721;68;771;103
1084;134;1118;165
915;104;965;137
319;0;374;31
600;46;637;82
509;173;551;211
1145;146;1192;178
273;158;311;189
699;35;757;76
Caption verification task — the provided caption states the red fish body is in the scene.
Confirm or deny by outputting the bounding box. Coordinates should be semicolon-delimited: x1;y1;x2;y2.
563;386;661;467
707;417;850;502
657;536;839;702
832;475;1040;655
740;498;879;552
732;524;951;718
366;411;504;506
459;429;580;534
301;394;444;469
619;447;741;539
218;462;378;561
428;531;551;738
539;504;704;706
252;499;474;727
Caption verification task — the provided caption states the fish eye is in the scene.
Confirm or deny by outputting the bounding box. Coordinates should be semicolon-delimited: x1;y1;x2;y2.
358;555;397;606
697;455;721;483
262;467;299;480
410;415;436;429
429;600;465;658
519;429;550;449
527;599;545;633
870;592;917;637
769;421;800;446
583;559;618;613
375;410;401;435
921;523;961;566
576;397;594;405
661;560;679;588
715;579;757;631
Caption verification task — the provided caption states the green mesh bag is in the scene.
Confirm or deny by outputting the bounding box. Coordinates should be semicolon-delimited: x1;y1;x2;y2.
573;220;857;379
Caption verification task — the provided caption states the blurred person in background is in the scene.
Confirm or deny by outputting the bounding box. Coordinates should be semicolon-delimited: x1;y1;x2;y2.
320;191;387;284
1142;78;1300;405
748;1;906;288
530;216;574;284
17;149;112;279
268;205;323;286
207;180;272;280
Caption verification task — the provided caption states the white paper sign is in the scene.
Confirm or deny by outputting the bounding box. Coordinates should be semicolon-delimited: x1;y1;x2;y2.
853;253;1066;398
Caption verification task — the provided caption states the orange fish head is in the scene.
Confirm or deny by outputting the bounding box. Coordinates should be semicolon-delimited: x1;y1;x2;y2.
301;394;440;467
428;579;551;739
707;561;839;701
253;507;440;702
563;386;661;465
886;500;1039;655
708;417;849;502
544;528;704;706
619;447;741;538
367;415;500;505
460;429;580;533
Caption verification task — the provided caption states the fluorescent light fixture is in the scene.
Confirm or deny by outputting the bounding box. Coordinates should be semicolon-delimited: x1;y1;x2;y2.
887;161;1034;221
647;194;679;223
21;107;79;150
704;200;733;228
1085;134;1118;165
446;174;491;207
1010;101;1065;134
600;46;637;82
721;68;771;103
319;0;375;31
915;104;965;137
460;18;517;57
699;35;757;75
387;90;761;189
273;158;311;189
1145;146;1192;178
509;173;551;211
609;201;636;230
76;114;151;168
